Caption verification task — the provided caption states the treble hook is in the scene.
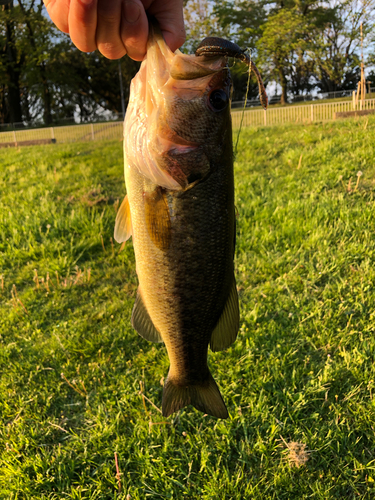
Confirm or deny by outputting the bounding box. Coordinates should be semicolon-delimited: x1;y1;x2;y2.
195;37;268;110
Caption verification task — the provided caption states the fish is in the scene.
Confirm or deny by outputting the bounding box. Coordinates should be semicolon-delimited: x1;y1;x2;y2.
115;22;267;419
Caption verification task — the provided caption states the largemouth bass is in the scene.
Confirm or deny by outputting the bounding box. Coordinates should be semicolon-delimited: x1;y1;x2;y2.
115;23;267;419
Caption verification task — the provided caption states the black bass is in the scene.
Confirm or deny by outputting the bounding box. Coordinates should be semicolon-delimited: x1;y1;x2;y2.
115;23;267;418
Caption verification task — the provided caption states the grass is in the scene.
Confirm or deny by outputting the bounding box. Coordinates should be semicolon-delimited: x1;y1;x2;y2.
1;115;375;499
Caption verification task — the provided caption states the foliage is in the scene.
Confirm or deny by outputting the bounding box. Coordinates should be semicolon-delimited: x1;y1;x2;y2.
0;0;139;125
45;46;139;123
1;0;375;124
2;116;375;497
1;0;24;123
187;0;375;102
258;7;311;103
183;0;223;53
213;0;266;101
311;0;375;93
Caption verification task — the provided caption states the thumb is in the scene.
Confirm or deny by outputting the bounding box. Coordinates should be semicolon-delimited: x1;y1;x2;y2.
146;0;186;52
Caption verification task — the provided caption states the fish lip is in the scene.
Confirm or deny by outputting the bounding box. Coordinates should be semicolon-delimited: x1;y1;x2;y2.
169;53;227;81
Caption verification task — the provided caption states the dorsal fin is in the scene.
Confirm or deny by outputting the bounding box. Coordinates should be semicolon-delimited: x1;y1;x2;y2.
114;195;132;243
131;290;164;343
210;277;239;352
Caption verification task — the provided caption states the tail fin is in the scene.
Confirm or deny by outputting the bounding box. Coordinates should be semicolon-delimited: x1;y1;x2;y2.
162;371;228;419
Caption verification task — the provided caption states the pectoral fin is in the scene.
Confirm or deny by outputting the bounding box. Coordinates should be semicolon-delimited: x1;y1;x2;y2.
114;195;132;243
210;277;239;352
144;187;171;252
132;289;163;343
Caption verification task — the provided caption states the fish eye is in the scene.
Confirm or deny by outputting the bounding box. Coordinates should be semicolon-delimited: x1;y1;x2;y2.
209;89;229;112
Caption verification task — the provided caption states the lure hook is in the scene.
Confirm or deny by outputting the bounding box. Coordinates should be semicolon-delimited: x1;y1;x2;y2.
195;37;268;110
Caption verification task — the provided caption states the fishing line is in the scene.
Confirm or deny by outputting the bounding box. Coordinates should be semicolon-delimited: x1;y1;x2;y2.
234;51;252;159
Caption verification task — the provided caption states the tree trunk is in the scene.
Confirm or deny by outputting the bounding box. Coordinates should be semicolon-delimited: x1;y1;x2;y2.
0;85;8;124
19;0;53;125
40;61;52;124
278;66;288;104
4;2;23;124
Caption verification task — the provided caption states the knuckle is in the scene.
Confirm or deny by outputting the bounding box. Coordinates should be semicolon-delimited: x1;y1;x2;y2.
98;42;126;59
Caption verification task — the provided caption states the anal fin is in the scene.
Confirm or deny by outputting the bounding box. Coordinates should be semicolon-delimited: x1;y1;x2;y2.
114;195;132;243
210;277;239;352
131;290;163;343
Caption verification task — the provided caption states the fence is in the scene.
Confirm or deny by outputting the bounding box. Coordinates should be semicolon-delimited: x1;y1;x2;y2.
231;98;375;128
231;86;375;108
0;121;123;147
1;99;375;147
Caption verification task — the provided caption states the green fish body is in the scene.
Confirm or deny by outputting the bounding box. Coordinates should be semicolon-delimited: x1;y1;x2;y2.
115;24;239;418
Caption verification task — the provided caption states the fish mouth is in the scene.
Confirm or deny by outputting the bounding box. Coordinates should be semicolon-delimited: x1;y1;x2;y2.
124;23;232;191
148;20;227;83
146;24;230;125
146;22;228;105
169;53;226;81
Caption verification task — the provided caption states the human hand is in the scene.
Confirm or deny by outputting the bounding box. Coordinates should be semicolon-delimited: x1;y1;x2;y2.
43;0;185;61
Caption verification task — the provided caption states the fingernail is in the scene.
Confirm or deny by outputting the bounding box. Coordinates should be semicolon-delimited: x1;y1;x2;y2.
123;1;141;24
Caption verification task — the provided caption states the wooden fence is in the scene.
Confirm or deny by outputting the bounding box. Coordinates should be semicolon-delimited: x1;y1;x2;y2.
1;99;375;147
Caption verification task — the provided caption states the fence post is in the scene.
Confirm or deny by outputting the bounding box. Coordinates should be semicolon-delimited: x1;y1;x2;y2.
311;104;314;122
352;91;356;110
91;123;95;141
264;109;267;126
50;127;55;142
13;129;17;147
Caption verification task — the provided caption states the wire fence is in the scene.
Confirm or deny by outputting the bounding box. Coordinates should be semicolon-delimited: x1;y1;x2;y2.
1;99;375;148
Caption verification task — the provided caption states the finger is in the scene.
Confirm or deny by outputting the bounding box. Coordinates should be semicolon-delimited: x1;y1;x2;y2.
96;0;126;59
146;0;186;52
68;0;98;53
120;0;148;61
43;0;71;34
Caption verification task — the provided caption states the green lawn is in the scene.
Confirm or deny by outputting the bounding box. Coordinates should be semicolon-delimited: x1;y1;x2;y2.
1;116;375;499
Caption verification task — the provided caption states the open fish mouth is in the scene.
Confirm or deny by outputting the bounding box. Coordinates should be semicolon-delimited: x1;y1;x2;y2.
124;23;267;192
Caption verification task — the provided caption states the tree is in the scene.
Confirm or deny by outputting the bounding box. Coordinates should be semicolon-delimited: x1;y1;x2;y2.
0;0;140;125
210;0;375;102
183;0;265;101
213;0;267;101
183;0;223;53
258;1;334;103
0;0;23;123
50;47;139;122
258;8;305;103
311;0;375;93
17;0;59;124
